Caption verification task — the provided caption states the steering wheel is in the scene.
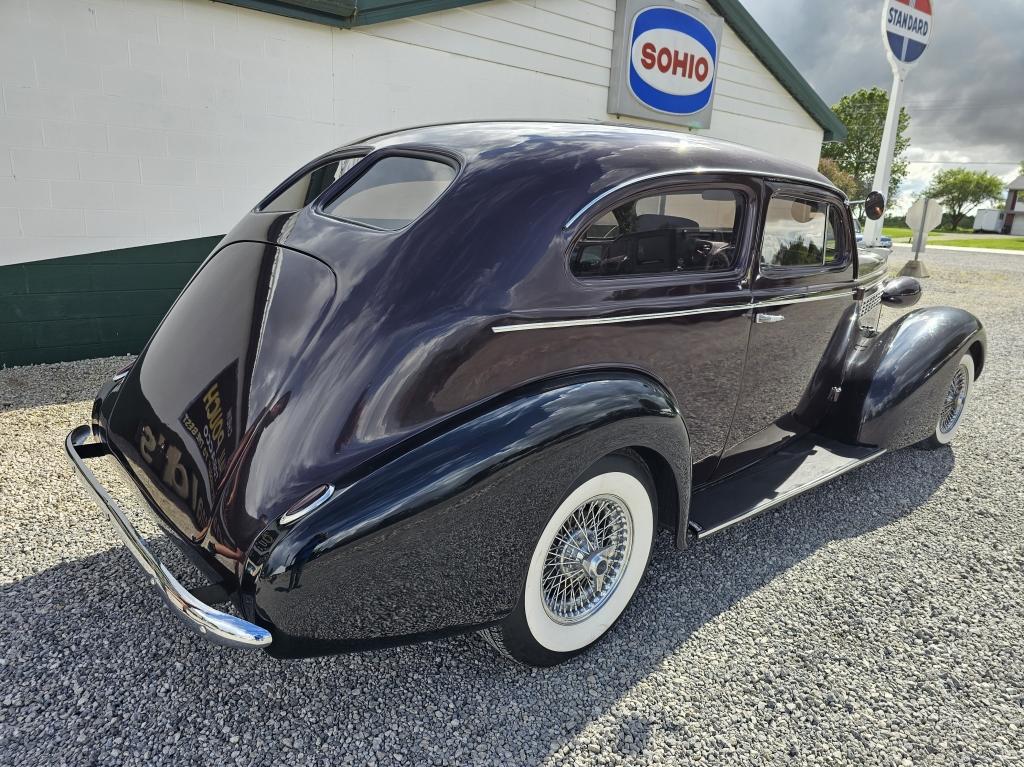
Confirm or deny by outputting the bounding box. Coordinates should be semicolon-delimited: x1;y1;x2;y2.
706;245;734;271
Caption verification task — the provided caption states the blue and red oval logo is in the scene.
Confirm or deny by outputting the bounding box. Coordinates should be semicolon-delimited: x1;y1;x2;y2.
628;6;718;115
885;0;931;65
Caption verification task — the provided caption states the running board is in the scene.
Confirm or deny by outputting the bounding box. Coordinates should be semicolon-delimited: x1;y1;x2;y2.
688;436;885;539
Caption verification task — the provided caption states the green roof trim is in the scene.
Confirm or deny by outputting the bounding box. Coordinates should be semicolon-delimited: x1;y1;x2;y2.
705;0;846;142
216;0;492;28
218;0;845;142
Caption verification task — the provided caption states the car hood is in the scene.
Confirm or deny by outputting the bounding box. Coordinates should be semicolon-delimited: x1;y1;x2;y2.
104;242;336;576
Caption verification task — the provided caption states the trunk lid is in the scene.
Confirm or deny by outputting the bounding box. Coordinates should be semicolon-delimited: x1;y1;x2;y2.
104;242;336;578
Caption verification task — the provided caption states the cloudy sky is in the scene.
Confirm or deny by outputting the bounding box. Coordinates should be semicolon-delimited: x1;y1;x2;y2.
743;0;1024;211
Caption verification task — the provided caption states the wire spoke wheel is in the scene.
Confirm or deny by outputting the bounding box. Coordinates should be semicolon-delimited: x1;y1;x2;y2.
920;352;975;450
540;494;633;625
484;455;658;665
939;364;969;434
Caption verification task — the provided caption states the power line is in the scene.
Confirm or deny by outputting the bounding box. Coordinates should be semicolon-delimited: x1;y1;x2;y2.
905;160;1019;165
840;101;1019;110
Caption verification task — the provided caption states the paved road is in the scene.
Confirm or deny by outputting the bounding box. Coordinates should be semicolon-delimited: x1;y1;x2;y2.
2;247;1022;766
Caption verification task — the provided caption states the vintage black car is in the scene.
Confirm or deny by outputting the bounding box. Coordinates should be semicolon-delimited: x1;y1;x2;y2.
67;123;985;666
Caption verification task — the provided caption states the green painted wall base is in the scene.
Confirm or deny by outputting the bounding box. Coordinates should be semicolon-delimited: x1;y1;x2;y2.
0;236;222;368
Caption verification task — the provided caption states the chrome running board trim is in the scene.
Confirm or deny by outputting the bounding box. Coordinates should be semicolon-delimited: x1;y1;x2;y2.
691;448;886;539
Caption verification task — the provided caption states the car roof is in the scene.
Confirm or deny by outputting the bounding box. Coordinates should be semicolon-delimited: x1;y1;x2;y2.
350;121;838;196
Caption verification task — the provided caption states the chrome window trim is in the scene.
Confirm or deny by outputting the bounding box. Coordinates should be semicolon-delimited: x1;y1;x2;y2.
492;289;854;334
564;168;841;230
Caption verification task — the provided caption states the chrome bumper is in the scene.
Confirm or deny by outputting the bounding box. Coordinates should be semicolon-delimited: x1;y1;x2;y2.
65;425;272;650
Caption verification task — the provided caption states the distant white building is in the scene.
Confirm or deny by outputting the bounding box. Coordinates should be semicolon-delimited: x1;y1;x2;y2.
1002;175;1024;235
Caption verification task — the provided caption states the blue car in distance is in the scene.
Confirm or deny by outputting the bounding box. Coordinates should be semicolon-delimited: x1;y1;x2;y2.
854;218;893;248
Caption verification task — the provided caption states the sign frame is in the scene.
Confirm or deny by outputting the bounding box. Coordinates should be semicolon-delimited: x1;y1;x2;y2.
608;0;724;130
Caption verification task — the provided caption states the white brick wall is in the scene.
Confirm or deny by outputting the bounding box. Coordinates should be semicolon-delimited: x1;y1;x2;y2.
0;0;824;265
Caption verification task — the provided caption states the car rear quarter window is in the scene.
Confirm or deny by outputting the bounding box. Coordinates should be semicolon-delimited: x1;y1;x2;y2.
571;189;742;277
322;156;456;231
259;156;364;213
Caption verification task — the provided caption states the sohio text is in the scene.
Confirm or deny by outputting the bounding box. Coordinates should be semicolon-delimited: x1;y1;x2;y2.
630;27;716;97
638;42;709;82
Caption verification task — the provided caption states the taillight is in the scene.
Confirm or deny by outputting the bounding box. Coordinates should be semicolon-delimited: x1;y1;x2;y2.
112;360;134;382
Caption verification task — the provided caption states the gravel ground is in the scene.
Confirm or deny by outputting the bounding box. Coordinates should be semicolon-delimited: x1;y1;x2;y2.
2;247;1023;766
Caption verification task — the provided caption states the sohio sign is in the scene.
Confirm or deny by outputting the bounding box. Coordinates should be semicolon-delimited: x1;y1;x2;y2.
609;0;723;129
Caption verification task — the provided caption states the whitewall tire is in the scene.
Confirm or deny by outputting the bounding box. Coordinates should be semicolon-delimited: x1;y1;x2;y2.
482;451;656;666
919;352;975;450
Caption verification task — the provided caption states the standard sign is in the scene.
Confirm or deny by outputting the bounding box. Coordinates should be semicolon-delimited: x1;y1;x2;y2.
883;0;932;71
608;0;724;129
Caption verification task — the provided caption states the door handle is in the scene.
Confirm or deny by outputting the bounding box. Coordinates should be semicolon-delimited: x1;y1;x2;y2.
755;312;785;323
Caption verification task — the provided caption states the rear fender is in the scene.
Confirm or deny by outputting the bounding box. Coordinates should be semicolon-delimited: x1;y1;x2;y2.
828;307;985;449
245;371;690;657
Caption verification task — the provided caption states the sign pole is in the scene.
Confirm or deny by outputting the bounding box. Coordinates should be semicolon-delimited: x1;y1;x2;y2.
862;69;904;247
912;198;928;259
899;195;942;277
865;0;933;249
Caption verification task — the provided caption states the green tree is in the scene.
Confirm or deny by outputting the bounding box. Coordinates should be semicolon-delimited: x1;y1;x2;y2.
818;157;857;197
924;168;1005;230
821;87;910;203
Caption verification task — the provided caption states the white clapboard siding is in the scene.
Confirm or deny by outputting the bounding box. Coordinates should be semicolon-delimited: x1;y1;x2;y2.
0;0;826;265
471;2;616;48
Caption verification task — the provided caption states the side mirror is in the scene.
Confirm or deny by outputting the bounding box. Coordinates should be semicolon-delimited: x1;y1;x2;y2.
865;191;885;221
881;276;921;307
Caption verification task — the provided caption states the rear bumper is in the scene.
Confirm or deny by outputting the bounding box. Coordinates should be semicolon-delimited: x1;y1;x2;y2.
65;425;272;650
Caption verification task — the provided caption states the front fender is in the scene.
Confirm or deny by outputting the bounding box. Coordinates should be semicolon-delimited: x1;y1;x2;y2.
247;371;690;657
830;306;985;449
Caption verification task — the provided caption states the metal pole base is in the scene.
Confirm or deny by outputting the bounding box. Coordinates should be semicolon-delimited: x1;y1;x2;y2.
898;260;930;278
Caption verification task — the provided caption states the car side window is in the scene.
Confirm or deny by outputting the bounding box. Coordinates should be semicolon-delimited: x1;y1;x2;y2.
571;189;742;278
760;195;829;268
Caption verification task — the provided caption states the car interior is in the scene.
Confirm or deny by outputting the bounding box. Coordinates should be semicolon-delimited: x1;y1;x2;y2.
571;190;741;277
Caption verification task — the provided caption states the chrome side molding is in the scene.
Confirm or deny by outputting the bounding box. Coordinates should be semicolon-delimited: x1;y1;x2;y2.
492;289;852;334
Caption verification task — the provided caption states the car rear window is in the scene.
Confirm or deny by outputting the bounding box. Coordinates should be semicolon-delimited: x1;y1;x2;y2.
259;156;364;213
322;156;456;230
